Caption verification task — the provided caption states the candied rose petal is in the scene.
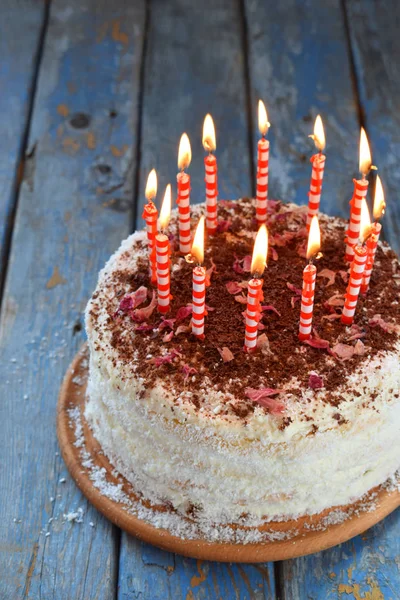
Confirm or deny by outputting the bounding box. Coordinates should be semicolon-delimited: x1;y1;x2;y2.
332;343;355;360
309;372;324;389
217;346;234;362
175;324;191;335
245;387;285;415
131;290;157;322
317;268;336;287
159;317;176;330
261;304;281;318
162;330;174;342
182;364;198;382
150;348;182;367
304;338;331;350
226;281;243;295
176;305;193;321
369;314;400;334
287;282;302;296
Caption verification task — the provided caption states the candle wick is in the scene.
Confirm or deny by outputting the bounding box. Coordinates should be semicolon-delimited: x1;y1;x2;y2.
363;229;373;244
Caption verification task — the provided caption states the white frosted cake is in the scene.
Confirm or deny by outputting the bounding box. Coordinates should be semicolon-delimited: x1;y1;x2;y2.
85;199;400;539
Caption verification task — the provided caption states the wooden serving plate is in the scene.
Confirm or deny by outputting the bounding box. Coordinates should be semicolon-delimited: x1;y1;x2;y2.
57;347;400;563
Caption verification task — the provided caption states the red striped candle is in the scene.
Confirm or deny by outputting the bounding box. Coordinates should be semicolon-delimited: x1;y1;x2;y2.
156;233;170;313
256;101;270;226
143;169;158;284
345;178;369;262
191;216;206;339
177;133;192;254
203;114;218;234
345;128;373;262
244;278;263;352
306;116;326;230
361;176;386;294
341;244;368;325
204;154;218;234
298;264;317;341
307;154;326;229
256;138;269;226
177;172;191;253
192;266;206;338
298;215;321;341
244;224;268;352
360;222;381;295
156;184;172;313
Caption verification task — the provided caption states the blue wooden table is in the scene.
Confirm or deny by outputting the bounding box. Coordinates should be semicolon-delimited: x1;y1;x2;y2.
1;1;399;598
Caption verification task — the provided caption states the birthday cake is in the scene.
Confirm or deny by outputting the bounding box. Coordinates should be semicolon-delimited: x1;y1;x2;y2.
85;199;400;538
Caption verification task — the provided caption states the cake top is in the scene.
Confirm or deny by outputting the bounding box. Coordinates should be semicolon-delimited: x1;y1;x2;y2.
86;199;400;435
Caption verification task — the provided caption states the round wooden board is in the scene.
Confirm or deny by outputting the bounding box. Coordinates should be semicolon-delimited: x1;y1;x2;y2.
57;347;400;563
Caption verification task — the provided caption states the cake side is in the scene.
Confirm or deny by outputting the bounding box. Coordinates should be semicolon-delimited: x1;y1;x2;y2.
85;199;400;525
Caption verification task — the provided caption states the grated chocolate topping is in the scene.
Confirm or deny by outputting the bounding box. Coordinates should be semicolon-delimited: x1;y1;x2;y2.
87;199;400;419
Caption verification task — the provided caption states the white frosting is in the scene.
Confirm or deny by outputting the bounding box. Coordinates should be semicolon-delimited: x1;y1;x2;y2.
85;201;400;527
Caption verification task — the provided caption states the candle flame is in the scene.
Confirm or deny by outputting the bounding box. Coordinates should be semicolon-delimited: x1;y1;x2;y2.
145;169;157;201
258;100;270;136
360;198;372;243
178;133;192;170
251;224;268;276
373;175;386;220
359;128;372;176
202;114;216;152
310;115;325;152
159;184;171;230
191;216;205;264
306;216;321;259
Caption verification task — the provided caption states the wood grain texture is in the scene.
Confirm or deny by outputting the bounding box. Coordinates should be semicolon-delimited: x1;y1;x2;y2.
344;0;400;252
281;508;400;599
0;1;47;283
135;0;253;228
0;0;145;597
119;539;276;599
244;0;360;219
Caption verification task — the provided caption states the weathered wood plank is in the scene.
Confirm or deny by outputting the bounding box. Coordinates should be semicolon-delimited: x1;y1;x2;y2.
345;0;400;252
0;0;145;598
121;0;275;596
135;0;253;228
244;0;360;219
0;1;47;287
281;508;400;599
119;538;276;599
